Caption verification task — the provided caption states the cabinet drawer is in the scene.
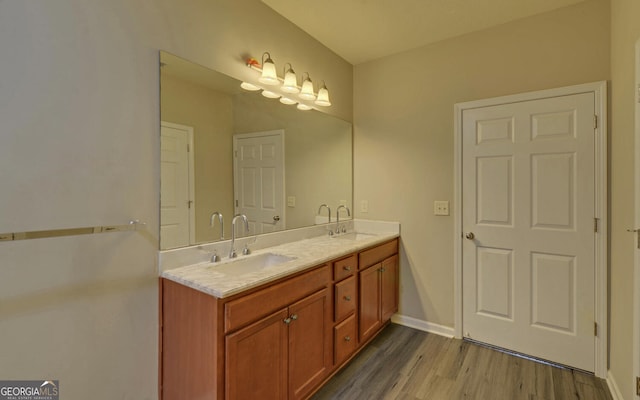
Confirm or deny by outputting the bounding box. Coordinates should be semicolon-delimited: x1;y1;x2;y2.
359;239;398;269
334;315;357;366
333;254;356;281
224;265;330;333
334;276;356;322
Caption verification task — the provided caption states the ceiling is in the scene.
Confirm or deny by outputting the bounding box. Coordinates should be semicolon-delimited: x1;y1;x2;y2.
262;0;585;65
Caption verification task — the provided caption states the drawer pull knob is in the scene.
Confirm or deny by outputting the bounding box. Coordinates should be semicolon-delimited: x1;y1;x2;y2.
379;267;386;273
343;266;352;272
290;314;298;321
284;317;291;324
343;296;352;301
344;336;351;342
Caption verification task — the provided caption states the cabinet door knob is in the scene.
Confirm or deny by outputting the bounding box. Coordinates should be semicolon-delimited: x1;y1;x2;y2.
343;265;352;272
283;317;291;324
343;296;351;301
379;267;386;273
290;314;298;321
344;336;351;342
465;232;475;240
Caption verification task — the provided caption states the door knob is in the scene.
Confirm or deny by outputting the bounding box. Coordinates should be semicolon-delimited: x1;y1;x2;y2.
273;215;280;222
465;232;475;240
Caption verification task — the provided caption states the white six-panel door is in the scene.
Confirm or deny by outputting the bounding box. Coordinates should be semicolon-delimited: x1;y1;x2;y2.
461;93;596;371
233;130;285;235
160;122;195;250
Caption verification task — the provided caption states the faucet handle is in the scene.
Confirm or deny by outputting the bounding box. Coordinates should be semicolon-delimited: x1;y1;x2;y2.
242;244;251;255
210;252;220;263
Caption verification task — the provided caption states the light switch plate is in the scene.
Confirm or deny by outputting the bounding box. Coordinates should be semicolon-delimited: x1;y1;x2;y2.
434;200;449;216
360;200;369;213
287;196;296;207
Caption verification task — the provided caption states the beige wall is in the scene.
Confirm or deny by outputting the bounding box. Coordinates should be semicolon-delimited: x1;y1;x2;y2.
0;1;352;399
354;0;610;329
161;74;235;243
609;0;640;397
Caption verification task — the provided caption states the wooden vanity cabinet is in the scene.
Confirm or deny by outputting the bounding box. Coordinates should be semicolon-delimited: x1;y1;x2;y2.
358;239;399;343
161;264;331;400
225;288;331;400
161;238;399;400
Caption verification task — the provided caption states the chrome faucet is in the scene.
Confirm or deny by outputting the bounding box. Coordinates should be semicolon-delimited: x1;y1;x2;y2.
318;204;332;222
335;205;351;235
229;214;249;259
210;211;224;240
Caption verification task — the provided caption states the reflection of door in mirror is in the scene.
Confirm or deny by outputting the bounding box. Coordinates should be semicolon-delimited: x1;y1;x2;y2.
160;122;196;249
234;130;285;235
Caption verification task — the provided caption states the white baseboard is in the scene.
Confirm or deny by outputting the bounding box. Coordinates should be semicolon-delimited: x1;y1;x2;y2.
606;370;625;400
391;314;455;338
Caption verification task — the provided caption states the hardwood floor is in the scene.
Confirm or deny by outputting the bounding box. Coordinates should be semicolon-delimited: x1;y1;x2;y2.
312;324;612;400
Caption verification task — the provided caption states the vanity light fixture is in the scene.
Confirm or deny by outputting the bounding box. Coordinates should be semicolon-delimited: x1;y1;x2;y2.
261;90;280;99
242;52;331;110
279;97;297;105
258;52;279;85
240;81;261;91
299;72;316;101
281;63;299;94
314;81;331;107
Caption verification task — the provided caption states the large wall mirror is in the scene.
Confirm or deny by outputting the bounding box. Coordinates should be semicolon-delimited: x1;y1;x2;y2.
160;51;352;250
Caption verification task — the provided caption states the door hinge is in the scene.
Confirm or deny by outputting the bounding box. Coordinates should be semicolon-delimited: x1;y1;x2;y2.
187;143;190;152
594;322;597;336
593;115;598;129
636;376;640;396
594;218;599;233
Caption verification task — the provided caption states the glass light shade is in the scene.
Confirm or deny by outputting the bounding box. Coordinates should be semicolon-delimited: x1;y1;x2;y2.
299;77;316;101
279;97;297;105
261;90;280;99
281;69;299;94
259;54;279;85
240;81;261;91
297;103;313;111
314;84;331;106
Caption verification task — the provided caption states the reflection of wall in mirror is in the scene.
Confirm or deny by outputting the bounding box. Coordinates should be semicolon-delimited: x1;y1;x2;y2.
160;74;234;243
234;94;352;229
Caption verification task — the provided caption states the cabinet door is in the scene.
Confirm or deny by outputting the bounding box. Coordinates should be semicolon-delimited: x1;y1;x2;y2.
381;254;399;322
288;288;331;400
225;308;289;400
359;263;381;341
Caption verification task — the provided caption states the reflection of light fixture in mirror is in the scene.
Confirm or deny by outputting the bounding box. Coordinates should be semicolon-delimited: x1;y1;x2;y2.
240;81;261;91
258;52;279;85
281;63;299;94
299;73;316;101
314;81;331;107
297;103;313;111
279;97;297;105
261;90;280;99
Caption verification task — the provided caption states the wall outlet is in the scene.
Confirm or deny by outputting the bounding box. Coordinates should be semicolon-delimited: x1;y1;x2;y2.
434;200;449;216
360;200;369;213
287;196;296;207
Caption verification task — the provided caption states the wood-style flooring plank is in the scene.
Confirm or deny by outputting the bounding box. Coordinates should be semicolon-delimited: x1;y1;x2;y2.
311;324;612;400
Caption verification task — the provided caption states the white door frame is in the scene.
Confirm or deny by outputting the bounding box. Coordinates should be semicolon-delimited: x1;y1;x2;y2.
453;81;608;378
161;121;196;246
633;38;640;399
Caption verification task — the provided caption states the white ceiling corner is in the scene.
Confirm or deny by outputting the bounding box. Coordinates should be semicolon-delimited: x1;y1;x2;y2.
262;0;586;65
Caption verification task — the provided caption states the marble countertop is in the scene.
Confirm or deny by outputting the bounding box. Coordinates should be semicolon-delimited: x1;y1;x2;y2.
161;230;399;299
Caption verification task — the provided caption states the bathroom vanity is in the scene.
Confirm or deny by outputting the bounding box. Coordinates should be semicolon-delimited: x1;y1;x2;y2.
159;230;399;400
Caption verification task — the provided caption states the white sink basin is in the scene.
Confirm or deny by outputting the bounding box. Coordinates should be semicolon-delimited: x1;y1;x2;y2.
332;232;376;241
207;253;296;276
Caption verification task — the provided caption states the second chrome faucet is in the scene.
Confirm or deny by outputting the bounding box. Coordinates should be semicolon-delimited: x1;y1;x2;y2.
229;214;249;259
